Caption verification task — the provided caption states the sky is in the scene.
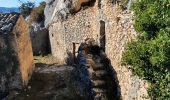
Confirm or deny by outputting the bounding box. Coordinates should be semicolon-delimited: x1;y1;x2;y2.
0;0;44;7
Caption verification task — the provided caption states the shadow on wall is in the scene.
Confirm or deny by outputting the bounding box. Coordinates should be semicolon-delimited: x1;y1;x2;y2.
102;56;122;100
76;42;122;100
65;50;74;66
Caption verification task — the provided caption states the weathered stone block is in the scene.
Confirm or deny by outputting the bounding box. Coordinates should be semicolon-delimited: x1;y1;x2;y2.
0;13;34;97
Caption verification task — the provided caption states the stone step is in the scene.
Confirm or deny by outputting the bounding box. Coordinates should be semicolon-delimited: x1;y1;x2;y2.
92;80;106;88
92;88;106;94
94;93;107;100
93;56;101;63
87;54;93;59
95;70;108;78
92;63;105;71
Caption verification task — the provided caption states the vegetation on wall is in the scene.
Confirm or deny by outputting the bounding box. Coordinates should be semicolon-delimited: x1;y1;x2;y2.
18;0;46;23
29;1;46;23
122;0;170;99
18;0;35;17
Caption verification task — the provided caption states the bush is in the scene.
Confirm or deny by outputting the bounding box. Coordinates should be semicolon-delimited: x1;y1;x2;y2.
122;0;170;99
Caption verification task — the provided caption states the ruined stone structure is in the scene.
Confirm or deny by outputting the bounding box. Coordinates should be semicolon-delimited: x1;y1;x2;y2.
45;0;149;99
0;13;34;97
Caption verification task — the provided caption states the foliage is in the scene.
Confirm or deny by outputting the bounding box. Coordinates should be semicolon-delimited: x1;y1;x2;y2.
122;0;170;99
19;0;35;17
29;1;46;23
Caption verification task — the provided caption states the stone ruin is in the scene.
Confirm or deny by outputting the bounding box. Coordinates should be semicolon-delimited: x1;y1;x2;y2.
45;0;149;99
0;0;149;99
0;13;34;98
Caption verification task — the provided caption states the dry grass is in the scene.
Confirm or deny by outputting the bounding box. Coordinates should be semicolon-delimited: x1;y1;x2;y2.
34;54;60;65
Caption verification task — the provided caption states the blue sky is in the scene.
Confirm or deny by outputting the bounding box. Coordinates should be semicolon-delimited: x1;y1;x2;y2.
0;0;44;7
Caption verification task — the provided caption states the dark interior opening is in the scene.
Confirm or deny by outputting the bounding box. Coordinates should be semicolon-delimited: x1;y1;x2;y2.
98;0;101;9
73;43;76;63
99;20;106;52
81;0;96;7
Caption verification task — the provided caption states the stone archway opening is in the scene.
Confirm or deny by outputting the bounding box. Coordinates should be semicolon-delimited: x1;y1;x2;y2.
99;20;106;52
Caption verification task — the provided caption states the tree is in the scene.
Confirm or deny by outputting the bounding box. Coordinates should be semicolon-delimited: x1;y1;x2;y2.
18;0;35;17
122;0;170;99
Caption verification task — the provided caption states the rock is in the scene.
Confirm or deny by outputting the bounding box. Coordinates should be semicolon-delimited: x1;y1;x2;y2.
44;0;92;27
11;64;90;100
45;0;72;27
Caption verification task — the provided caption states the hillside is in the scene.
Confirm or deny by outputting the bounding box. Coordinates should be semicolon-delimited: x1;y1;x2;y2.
0;7;19;13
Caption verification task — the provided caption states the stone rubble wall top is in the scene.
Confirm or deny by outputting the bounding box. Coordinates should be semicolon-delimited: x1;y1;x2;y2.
0;13;19;34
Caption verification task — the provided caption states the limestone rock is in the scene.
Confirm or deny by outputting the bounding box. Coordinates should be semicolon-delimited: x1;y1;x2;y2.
44;0;92;27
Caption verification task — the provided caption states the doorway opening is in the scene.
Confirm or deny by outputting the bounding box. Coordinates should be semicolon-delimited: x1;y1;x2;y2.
73;42;80;63
99;20;106;52
98;0;101;9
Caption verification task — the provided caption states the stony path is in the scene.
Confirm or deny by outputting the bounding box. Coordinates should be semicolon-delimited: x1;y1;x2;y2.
7;64;82;100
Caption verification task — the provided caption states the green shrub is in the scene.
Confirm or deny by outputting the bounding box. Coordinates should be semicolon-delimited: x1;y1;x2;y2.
122;0;170;99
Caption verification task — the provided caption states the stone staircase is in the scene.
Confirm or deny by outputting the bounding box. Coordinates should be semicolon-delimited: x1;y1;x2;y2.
77;42;119;100
88;52;118;100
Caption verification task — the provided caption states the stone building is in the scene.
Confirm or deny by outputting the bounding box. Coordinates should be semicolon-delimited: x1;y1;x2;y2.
45;0;149;99
0;13;34;95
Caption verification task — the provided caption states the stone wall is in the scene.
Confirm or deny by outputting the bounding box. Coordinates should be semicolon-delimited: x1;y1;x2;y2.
45;0;149;99
0;14;34;98
13;15;35;85
0;31;22;94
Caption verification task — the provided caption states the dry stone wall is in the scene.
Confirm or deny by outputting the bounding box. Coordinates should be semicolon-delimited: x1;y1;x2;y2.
45;0;149;99
0;31;22;95
0;13;34;99
13;15;35;85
